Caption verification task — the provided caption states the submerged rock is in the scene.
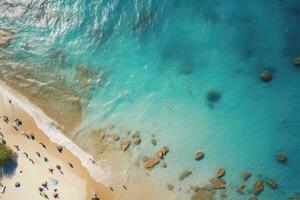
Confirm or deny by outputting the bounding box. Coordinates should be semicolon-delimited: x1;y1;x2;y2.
236;183;246;194
253;180;264;195
121;139;131;151
294;57;300;66
259;70;272;82
242;171;251;181
206;90;221;103
160;161;167;168
144;157;160;169
178;170;192;181
167;183;174;191
210;178;226;189
161;146;169;155
151;138;157;146
191;188;216;200
0;28;13;47
132;132;141;145
194;151;205;161
277;152;287;163
156;149;164;158
111;133;120;141
215;168;225;178
248;195;257;200
266;179;277;189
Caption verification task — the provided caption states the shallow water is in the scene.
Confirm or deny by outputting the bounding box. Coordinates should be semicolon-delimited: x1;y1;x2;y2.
1;0;300;199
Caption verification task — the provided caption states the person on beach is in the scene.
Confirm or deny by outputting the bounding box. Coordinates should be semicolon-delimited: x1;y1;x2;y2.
44;157;48;162
13;144;19;151
3;116;9;123
29;158;34;164
56;145;63;153
48;168;54;173
23;152;28;158
67;162;73;168
39;142;47;149
36;152;41;157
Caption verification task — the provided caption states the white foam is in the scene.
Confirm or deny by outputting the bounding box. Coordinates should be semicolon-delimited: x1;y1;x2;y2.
0;81;112;185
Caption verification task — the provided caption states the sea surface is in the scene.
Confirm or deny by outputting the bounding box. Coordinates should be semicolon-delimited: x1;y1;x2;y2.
1;0;300;199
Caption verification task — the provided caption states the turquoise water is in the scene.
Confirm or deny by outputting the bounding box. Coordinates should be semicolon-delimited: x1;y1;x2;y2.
1;0;300;199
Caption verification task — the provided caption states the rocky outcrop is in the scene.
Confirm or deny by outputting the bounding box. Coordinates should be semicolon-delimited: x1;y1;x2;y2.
111;133;120;141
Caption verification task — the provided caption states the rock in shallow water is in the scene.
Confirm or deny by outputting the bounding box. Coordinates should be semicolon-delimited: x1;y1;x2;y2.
178;170;192;181
121;138;131;151
242;171;251;181
253;180;264;195
194;151;205;161
210;178;226;189
144;157;160;169
0;28;13;47
259;70;272;82
266;179;277;189
215;168;225;178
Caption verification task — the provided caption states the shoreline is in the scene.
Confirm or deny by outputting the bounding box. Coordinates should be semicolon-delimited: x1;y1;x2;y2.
0;81;112;184
0;82;167;200
0;83;114;199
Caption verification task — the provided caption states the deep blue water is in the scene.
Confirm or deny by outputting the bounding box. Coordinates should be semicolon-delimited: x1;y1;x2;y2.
1;0;300;199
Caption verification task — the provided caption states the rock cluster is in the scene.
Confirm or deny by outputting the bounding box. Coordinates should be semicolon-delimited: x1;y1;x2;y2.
155;146;169;159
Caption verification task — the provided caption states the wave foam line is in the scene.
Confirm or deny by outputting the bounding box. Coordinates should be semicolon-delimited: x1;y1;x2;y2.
0;81;112;185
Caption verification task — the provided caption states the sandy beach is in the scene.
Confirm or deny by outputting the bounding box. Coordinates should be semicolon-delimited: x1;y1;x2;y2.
0;88;114;200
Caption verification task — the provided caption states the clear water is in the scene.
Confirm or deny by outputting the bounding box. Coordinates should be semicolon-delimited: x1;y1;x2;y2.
1;0;300;199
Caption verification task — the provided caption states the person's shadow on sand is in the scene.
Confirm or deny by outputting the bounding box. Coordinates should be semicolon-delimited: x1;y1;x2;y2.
0;154;18;177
